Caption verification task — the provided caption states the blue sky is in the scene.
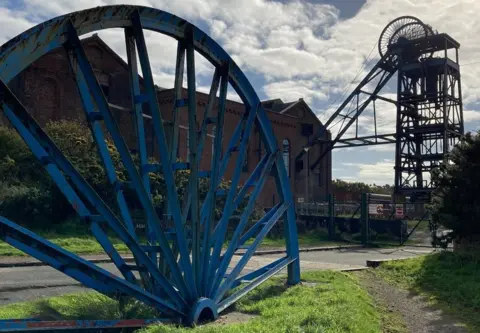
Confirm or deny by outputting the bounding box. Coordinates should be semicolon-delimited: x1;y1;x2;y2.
1;0;480;185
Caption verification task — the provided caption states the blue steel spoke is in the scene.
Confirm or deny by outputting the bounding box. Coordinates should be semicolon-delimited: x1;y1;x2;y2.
0;79;186;309
230;256;291;289
63;21;190;300
125;27;152;198
200;65;228;295
65;32;138;240
0;217;182;316
210;151;271;240
170;41;186;163
209;151;277;295
124;27;157;267
255;107;300;285
213;201;290;301
197;68;220;161
238;203;281;247
180;67;220;230
0;90;136;285
206;103;259;294
130;11;196;300
217;256;295;313
185;26;201;292
199;110;242;226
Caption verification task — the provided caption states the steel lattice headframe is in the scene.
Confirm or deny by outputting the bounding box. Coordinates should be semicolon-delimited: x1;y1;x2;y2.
0;5;300;328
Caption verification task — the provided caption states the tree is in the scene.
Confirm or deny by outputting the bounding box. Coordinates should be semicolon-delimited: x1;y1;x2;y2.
430;131;480;248
332;179;393;195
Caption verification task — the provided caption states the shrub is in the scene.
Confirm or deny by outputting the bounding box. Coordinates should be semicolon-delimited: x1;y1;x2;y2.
0;121;263;230
0;184;70;228
430;130;480;248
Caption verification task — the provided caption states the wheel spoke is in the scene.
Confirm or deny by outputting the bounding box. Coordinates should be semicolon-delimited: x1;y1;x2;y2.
0;81;185;307
199;64;229;295
0;217;183;316
185;26;201;292
129;11;196;300
206;103;259;293
209;151;277;296
63;19;189;302
214;201;291;302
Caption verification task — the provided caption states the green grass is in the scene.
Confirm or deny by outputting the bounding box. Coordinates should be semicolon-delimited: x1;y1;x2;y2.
0;293;159;321
375;251;480;332
0;228;345;257
0;233;130;257
0;271;383;333
406;219;431;232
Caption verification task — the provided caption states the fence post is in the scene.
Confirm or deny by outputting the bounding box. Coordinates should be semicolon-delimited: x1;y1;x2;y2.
328;194;335;240
361;192;369;245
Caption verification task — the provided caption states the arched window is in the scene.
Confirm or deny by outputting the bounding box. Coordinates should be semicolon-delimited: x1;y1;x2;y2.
282;139;290;177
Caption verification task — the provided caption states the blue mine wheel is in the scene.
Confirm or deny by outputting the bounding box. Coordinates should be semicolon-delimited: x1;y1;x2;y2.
0;5;300;326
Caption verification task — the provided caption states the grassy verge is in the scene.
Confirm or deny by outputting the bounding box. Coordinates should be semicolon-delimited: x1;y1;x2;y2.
0;232;130;257
0;228;346;257
374;251;480;332
0;271;382;333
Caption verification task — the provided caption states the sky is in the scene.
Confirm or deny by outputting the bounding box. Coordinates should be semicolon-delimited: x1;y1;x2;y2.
1;0;480;185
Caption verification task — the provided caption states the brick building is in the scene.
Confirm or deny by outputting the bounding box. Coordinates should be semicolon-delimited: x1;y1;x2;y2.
5;34;332;207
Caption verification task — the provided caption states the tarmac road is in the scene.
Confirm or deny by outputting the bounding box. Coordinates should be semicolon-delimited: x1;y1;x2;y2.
0;246;434;305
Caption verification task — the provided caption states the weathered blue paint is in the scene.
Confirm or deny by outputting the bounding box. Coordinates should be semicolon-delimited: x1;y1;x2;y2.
230;256;290;288
209;152;277;295
0;4;300;327
217;256;295;312
0;318;171;332
0;217;182;315
206;103;258;296
0;82;185;308
130;12;196;301
213;202;290;301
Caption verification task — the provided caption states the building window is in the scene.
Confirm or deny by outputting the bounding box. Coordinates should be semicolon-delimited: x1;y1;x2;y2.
282;139;290;177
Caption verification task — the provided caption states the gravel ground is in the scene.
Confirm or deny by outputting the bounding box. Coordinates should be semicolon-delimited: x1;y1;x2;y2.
357;271;468;333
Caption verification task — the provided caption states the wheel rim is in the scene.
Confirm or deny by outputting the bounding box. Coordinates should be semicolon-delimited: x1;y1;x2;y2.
378;16;429;58
0;5;300;324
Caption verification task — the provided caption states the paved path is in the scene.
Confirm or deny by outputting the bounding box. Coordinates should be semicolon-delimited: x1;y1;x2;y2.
0;246;434;305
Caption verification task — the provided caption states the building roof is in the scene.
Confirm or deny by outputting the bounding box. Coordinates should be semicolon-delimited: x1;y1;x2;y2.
261;97;325;128
82;34;325;128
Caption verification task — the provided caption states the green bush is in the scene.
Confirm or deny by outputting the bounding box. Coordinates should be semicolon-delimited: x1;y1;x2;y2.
0;121;263;230
0;184;70;228
430;130;480;246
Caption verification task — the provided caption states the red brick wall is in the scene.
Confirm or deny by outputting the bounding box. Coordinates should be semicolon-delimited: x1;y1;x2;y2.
3;36;331;208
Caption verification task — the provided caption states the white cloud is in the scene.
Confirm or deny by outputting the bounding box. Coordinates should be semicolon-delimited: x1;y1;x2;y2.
464;110;480;122
337;159;395;185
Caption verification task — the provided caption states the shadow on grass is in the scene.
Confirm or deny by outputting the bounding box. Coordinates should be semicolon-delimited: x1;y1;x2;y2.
377;251;480;331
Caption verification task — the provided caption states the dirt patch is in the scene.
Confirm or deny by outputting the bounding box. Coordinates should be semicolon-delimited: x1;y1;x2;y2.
356;270;468;333
211;311;258;326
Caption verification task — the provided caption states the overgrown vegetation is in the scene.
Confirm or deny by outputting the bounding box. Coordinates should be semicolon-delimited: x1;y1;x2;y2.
375;252;480;332
0;271;383;333
430;130;480;248
0;121;262;231
332;179;393;195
